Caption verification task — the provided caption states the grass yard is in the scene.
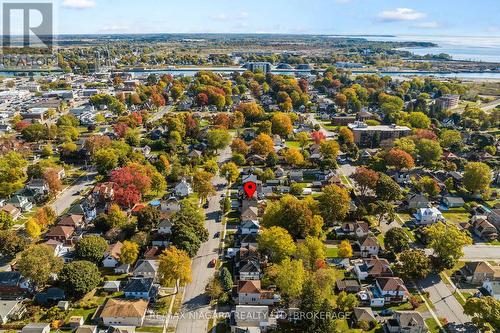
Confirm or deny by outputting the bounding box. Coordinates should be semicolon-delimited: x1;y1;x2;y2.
136;327;164;333
442;208;470;224
425;318;442;333
325;246;339;258
285;141;301;148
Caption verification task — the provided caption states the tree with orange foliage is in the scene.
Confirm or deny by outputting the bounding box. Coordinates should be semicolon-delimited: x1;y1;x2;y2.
413;129;438;141
43;169;63;196
385;149;415;170
351;167;379;196
236;102;264;122
311;131;326;144
196;93;208;107
335;93;347;109
338;127;354;145
231;138;249;155
251;133;274;157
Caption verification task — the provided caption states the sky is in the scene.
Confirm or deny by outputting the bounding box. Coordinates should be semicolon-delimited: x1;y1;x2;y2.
3;0;500;36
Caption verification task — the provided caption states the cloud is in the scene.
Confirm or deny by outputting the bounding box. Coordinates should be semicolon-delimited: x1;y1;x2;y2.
413;21;441;29
378;8;426;22
62;0;96;9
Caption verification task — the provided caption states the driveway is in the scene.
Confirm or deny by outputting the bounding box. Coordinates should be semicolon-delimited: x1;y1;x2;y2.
175;145;231;333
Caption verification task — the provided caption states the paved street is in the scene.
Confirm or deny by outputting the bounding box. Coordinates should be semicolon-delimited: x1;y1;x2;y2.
148;105;173;123
51;171;98;215
462;245;500;261
418;274;471;326
175;145;232;333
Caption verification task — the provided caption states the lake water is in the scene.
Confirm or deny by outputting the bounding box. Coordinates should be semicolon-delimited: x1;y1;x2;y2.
346;35;500;63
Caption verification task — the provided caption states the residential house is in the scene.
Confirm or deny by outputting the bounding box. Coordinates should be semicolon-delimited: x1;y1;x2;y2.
22;323;51;333
351;307;376;328
34;287;66;306
239;220;260;235
354;257;393;281
132;260;159;279
289;170;304;182
481;280;500;300
487;209;500;230
404;193;429;210
98;299;148;327
45;225;75;244
75;325;98;333
123;278;156;300
414;207;444;225
241;206;259;220
103;281;121;293
386;311;428;333
160;197;181;215
174;179;193;197
9;195;33;212
442;196;465;208
26;179;49;195
355;237;380;258
230;305;276;333
157;219;172;235
373;277;409;305
92;182;115;203
1;204;21;220
460;261;495;285
102;242;123;268
340;221;370;238
239;260;261;281
237;280;279;306
471;218;498;241
0;272;33;299
0;300;26;324
58;214;84;229
336;279;361;293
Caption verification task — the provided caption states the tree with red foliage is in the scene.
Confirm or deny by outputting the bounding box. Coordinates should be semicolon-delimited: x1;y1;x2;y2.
196;93;209;107
111;163;152;195
114;185;141;208
212;114;230;129
183;114;199;138
298;78;309;93
151;92;166;108
385;149;415;170
311;131;326;144
413;129;438;141
14;121;30;132
113;123;130;138
131;112;143;125
351;167;379;196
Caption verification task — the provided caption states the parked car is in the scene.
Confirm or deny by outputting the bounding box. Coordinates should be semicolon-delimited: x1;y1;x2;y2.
209;258;217;267
214;231;220;238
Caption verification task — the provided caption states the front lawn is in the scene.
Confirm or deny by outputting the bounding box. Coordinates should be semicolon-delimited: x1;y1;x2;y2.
285;141;301;148
425;318;441;333
325;246;339;258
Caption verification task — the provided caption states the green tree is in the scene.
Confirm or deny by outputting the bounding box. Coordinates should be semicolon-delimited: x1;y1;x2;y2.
439;129;462;150
137;206;161;232
425;223;472;269
94;148;119;175
220;162;239;185
0;211;14;230
219;267;233;291
395;249;432;280
107;204;128;229
0;152;27;198
0;230;29;257
296;236;326;271
318;184;350;225
416;138;443;164
17;245;63;287
463;162;492;194
192;170;216;202
296;132;310;148
271;112;293;137
257;226;296;263
463;297;500;331
59;260;101;298
75;236;108;263
384;228;410;254
408;112;431;129
376;174;402;201
275;258;306;300
336;291;360;312
207;129;231;152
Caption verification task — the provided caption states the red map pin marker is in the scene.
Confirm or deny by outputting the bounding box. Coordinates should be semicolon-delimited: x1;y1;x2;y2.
243;181;257;198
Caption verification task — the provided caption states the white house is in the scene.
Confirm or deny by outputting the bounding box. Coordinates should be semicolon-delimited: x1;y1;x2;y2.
102;242;123;268
482;280;500;300
239;220;260;235
174;179;193;198
414;207;444;225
